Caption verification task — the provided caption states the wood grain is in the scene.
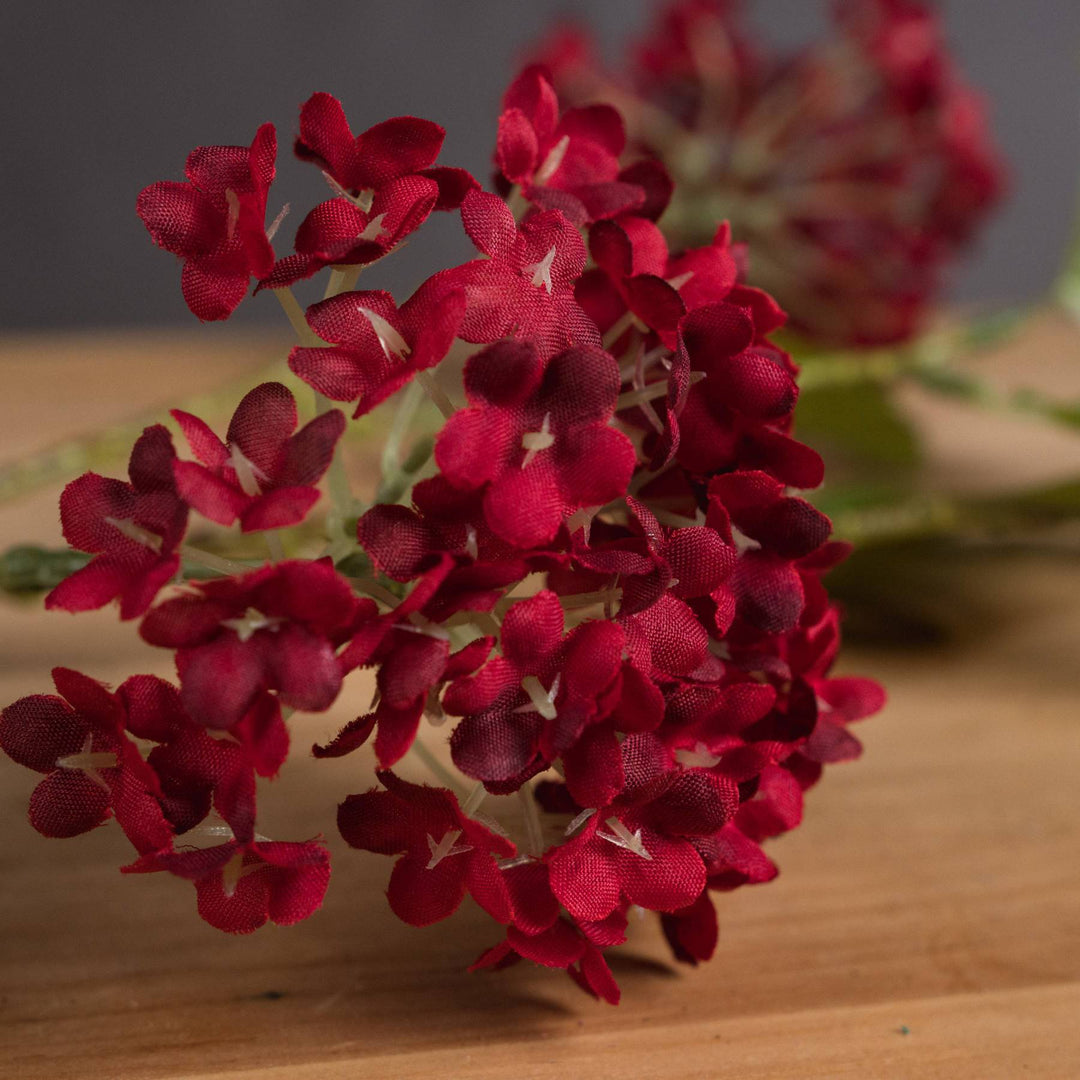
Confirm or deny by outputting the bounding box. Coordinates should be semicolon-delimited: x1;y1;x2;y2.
1;327;1079;1079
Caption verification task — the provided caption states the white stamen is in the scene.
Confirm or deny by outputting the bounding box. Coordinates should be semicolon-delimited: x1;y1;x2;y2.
320;170;373;213
425;828;473;869
513;673;560;721
534;135;570;185
220;849;262;898
397;613;451;641
461;782;487;818
520;412;554;468
496;853;535;870
565;806;597;837
227;442;270;497
524;244;557;294
357;212;387;243
221;607;285;643
56;733;116;793
597;816;652;860
730;525;761;554
224;188;241;241
565;505;601;544
103;516;163;553
464;526;479;561
674;741;722;769
265;202;290;243
667;270;695;291
358;305;411;361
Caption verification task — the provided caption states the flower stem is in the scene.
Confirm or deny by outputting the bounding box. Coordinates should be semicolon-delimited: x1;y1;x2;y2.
410;736;468;798
179;545;255;576
273;287;322;346
518;783;545;857
264;530;284;563
414;370;457;420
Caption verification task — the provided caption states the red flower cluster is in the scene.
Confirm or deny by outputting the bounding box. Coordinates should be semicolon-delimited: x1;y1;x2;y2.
531;0;1004;346
5;67;883;1004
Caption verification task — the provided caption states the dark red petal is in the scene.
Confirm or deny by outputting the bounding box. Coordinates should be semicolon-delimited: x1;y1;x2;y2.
548;836;621;922
226;382;297;478
661;891;718;965
337;789;414;854
460;190;518;260
508;919;586;967
239;487;319;532
496;107;540;184
173;460;247;526
180;262;250;322
354;115;445;188
0;695;85;772
466;852;514;924
387;851;466;926
28;770;110;838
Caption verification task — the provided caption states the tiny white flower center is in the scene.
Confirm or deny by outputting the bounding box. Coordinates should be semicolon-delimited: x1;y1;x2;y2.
674;741;722;769
464;525;479;561
425;828;473;869
224;188;241;241
358;305;411;362
221;607;286;643
534;135;570;185
565;806;597;837
513;673;561;721
56;732;116;793
666;270;695;291
729;525;761;554
227;442;270;497
597;817;652;860
520;412;554;468
103;516;163;553
357;212;387;243
265;202;290;243
220;849;262;898
524;244;557;294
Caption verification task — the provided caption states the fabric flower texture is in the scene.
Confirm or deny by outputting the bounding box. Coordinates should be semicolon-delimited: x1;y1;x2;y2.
533;0;1004;345
171;382;345;532
4;65;884;1008
137;123;278;320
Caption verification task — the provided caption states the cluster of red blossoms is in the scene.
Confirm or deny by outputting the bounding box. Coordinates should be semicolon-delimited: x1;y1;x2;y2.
534;0;1004;345
1;60;884;1004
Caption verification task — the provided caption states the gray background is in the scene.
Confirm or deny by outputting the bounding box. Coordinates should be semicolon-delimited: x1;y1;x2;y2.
3;1;1078;329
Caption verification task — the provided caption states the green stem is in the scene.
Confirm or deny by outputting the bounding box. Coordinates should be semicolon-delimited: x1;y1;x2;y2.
410;737;468;798
414;370;457;420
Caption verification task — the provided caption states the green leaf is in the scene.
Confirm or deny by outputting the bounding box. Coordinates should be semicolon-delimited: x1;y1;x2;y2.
796;380;921;473
0;546;91;594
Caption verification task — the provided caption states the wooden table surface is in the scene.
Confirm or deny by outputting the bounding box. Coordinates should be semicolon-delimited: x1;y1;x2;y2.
1;322;1079;1079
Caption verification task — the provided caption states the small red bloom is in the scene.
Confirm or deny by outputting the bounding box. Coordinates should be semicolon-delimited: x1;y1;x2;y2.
171;382;345;532
46;425;188;620
294;92;469;203
444;590;625;785
338;770;515;926
0;668;171;853
262;93;477;287
139;559;359;728
429;190;602;359
288;285;465;418
127;839;330;934
435;340;636;548
496;66;643;224
137;124;277;321
314;633;493;768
